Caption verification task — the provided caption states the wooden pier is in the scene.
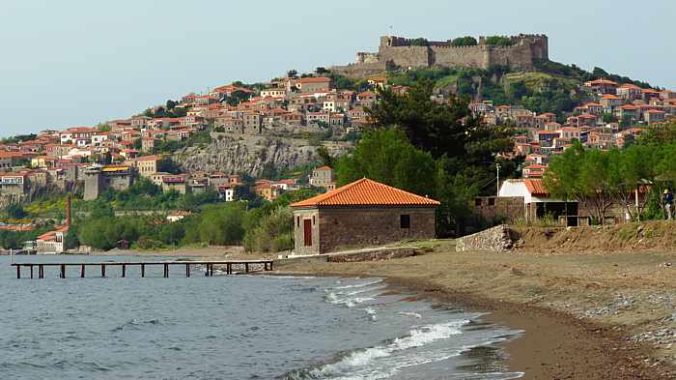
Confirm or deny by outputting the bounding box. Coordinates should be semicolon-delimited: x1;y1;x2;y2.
10;260;274;279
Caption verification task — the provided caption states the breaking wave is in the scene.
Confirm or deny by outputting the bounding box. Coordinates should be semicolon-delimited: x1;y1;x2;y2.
287;320;469;379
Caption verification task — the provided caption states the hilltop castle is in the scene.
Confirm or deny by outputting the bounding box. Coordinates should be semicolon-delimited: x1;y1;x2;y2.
333;34;548;78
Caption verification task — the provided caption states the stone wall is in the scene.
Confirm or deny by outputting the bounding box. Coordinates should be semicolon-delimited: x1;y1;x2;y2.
379;46;430;68
473;196;525;223
333;34;549;78
317;207;436;254
432;45;487;69
327;247;420;262
455;224;514;252
83;171;102;201
331;62;388;79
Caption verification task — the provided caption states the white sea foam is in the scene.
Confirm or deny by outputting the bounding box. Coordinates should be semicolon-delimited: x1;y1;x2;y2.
324;282;385;308
398;311;423;319
307;320;469;379
364;307;377;322
332;279;382;290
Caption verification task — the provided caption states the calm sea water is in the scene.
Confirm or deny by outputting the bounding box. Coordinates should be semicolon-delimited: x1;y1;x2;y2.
0;255;523;379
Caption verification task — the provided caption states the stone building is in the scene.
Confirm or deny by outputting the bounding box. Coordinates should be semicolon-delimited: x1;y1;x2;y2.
333;34;549;78
83;165;136;200
290;178;440;255
309;166;336;191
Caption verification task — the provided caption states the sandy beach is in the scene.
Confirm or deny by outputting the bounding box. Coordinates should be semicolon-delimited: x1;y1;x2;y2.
276;240;675;379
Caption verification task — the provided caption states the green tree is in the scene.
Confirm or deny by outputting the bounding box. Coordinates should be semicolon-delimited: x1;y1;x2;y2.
366;79;513;165
192;203;246;245
450;36;477;46
315;146;335;167
484;36;513;46
4;203;27;219
335;128;437;197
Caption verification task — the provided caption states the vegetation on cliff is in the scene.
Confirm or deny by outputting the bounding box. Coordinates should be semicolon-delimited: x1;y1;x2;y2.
386;61;655;118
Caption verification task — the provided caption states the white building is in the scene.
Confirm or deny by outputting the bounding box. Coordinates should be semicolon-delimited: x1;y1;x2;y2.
499;179;578;224
218;186;235;202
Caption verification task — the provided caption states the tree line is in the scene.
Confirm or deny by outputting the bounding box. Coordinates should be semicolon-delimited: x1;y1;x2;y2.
72;187;322;252
544;123;676;223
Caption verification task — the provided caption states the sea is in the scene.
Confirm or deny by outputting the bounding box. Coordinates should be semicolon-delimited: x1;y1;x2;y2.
0;255;523;379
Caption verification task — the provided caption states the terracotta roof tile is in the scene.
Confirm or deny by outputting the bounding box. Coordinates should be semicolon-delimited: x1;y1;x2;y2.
524;179;549;197
296;76;331;84
291;178;440;208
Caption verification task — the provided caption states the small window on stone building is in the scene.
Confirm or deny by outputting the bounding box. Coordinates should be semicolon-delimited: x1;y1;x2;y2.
296;216;300;228
312;215;316;226
475;198;483;206
488;198;495;206
400;215;410;229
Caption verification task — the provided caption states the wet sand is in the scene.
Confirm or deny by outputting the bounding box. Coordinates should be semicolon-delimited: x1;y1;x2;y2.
276;242;675;379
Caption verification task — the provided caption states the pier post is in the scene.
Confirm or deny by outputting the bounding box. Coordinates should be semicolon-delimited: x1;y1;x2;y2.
16;265;20;279
185;264;190;277
141;264;145;278
122;264;126;278
245;263;249;273
60;264;66;279
30;265;34;279
270;261;273;271
163;264;169;278
39;265;44;279
101;265;106;278
227;263;231;275
81;264;85;278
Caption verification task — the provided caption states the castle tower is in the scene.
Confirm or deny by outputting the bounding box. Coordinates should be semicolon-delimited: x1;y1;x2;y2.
83;166;103;201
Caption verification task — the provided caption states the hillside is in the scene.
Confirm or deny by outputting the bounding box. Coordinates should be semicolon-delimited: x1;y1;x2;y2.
173;133;351;176
384;61;657;118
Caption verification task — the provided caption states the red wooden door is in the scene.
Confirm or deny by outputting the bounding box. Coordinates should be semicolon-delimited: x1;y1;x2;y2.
303;219;312;246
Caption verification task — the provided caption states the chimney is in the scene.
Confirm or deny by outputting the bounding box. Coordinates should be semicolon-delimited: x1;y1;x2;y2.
66;195;72;227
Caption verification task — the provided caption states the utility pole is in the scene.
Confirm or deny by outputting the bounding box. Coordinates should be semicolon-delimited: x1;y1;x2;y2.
496;163;501;196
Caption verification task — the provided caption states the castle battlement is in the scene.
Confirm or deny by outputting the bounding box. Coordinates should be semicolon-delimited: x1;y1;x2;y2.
336;34;549;79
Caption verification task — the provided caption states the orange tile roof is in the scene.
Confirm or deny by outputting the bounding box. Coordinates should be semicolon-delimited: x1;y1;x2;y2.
291;178;440;208
297;76;331;84
524;179;549;197
586;79;618;86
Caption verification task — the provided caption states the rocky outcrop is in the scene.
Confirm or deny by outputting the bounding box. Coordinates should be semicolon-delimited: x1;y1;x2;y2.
456;224;514;252
174;134;350;176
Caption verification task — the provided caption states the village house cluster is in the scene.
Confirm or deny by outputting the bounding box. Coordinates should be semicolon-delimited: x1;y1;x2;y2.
469;82;675;180
0;71;672;229
0;74;375;205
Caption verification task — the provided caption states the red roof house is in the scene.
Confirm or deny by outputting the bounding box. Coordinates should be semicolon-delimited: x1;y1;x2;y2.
290;178;439;255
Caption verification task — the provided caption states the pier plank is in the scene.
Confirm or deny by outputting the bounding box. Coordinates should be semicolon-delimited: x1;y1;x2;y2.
10;260;274;279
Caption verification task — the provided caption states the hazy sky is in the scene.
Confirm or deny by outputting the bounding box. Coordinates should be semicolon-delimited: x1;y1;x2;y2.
1;0;674;137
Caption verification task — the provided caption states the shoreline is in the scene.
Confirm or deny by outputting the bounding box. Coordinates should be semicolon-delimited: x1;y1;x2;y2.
275;247;674;379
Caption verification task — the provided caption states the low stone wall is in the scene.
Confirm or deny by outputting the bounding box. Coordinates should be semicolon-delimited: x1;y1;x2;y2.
455;224;514;252
275;246;422;267
327;247;421;262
